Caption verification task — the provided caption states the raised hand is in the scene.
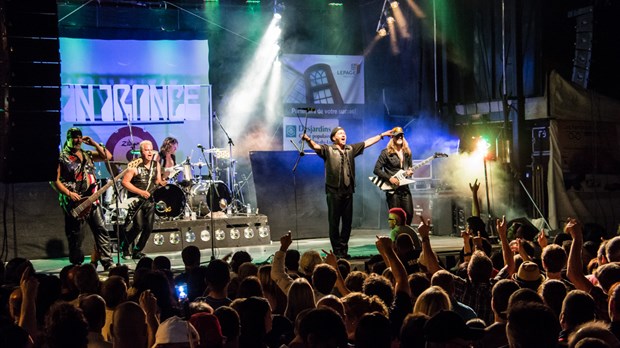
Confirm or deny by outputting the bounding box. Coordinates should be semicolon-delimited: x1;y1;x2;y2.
321;249;338;268
565;218;583;241
472;232;484;249
418;215;431;240
139;289;159;317
375;235;393;254
496;216;507;241
20;265;39;301
280;231;293;252
469;179;480;193
537;229;548;249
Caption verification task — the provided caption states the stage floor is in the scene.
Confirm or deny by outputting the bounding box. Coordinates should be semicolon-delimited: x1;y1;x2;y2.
29;229;465;275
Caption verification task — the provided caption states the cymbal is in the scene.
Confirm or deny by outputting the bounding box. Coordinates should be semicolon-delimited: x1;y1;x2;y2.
192;161;208;167
202;147;227;153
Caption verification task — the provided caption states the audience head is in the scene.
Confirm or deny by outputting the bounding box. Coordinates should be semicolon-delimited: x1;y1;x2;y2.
299;307;348;348
182;245;202;268
230;251;252;274
538;279;568;319
595;262;620;293
231;296;273;343
491;279;520;321
344;271;368;292
101;275;128;309
512;261;545;291
568;321;620;348
135;256;154;270
337;258;351;280
111;301;148;347
189;312;224;348
213;306;240;345
44;301;89;348
508;288;544;309
399;313;429;348
430;270;456;296
506;302;561;348
206;259;231;293
424;310;485;345
395;233;416;254
237;275;264;299
355;312;391;348
108;264;130;284
78;294;107;333
388;207;407;226
542;244;568;273
285;249;301;273
152;316;200;348
153;255;172;271
608;281;620;321
237;261;259;280
342;292;388;339
560;290;596;332
284;278;316;322
74;263;100;295
316;294;345;319
605;236;620;262
362;273;394;308
413;286;451;317
312;263;337;295
467;251;493;283
299;250;323;277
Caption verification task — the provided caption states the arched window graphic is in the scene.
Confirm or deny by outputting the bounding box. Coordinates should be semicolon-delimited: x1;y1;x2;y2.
303;63;343;106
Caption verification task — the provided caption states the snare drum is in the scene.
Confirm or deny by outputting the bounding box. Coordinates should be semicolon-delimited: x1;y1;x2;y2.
152;184;186;218
189;181;231;213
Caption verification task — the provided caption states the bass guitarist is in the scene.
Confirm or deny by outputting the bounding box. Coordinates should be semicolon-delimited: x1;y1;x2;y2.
121;140;166;260
373;127;415;225
53;127;114;269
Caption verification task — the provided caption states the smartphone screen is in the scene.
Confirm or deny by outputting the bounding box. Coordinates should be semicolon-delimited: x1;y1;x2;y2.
175;283;188;301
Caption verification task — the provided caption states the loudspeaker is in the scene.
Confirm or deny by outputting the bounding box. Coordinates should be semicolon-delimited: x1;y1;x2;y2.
0;0;61;183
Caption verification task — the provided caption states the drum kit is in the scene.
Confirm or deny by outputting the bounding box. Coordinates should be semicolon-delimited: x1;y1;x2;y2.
101;147;247;224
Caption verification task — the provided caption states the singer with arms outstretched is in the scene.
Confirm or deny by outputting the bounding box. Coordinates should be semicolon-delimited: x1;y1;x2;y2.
53;127;115;269
302;126;392;258
121;140;166;259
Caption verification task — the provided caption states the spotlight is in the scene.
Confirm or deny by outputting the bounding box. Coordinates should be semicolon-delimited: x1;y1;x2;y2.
200;229;211;241
244;226;255;239
170;231;181;245
185;228;196;243
390;0;399;8
215;228;226;241
153;233;164;246
387;16;395;24
258;225;270;238
378;26;388;37
230;227;240;240
273;0;284;18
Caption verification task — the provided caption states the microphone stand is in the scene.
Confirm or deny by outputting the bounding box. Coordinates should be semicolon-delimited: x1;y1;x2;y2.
199;146;217;260
212;111;239;212
101;144;125;266
289;108;311;241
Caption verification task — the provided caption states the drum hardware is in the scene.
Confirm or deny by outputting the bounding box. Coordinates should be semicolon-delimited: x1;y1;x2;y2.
152;184;186;219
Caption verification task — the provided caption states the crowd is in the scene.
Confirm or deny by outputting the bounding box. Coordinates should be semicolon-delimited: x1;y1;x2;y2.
2;211;620;347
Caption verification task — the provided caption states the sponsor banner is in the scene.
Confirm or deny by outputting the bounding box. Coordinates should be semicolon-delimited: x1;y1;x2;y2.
282;117;339;151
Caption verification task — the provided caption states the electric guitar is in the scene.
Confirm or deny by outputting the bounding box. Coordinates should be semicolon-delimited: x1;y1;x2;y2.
67;159;143;220
369;152;448;191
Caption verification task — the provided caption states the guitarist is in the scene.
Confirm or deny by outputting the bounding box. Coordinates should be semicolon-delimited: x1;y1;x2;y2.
121;140;166;260
373;127;415;225
53;127;114;269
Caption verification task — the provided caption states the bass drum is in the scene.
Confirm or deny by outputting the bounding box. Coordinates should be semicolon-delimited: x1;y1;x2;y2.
153;184;186;219
189;181;231;213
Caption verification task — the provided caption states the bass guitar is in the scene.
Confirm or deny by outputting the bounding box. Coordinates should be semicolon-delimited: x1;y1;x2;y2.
369;152;448;191
67;159;143;220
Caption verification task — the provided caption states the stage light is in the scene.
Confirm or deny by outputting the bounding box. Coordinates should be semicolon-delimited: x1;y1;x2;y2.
474;137;491;158
258;225;270;238
230;227;241;240
273;0;284;18
390;0;399;8
185;228;196;243
153;233;164;246
244;226;255;239
378;26;388;37
200;229;211;241
387;16;395;24
170;231;181;245
215;228;226;241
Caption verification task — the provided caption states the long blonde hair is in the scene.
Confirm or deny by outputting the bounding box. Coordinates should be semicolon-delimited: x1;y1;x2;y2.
386;137;412;156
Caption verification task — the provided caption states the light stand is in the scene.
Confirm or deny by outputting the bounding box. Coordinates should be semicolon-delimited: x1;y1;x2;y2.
289;108;311;242
213;111;241;213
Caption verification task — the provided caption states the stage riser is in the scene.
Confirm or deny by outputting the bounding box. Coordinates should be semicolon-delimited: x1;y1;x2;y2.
107;215;271;254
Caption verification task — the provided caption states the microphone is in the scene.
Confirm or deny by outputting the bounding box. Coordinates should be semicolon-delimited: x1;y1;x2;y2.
297;107;316;112
197;144;206;149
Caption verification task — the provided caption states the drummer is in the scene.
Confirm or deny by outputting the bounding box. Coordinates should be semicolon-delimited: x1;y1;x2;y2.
159;136;178;181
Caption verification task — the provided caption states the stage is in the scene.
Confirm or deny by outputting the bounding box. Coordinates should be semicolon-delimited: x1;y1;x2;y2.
29;229;466;276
